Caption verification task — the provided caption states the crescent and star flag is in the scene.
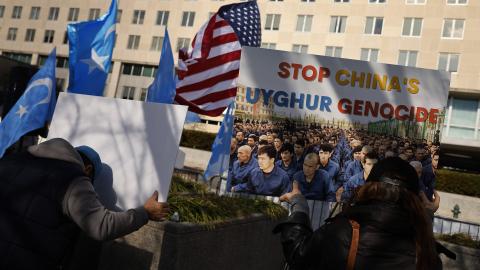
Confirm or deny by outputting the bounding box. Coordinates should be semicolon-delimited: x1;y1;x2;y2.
0;48;57;157
67;0;117;96
175;0;261;116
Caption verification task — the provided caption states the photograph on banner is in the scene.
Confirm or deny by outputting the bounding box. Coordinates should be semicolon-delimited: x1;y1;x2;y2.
228;47;450;202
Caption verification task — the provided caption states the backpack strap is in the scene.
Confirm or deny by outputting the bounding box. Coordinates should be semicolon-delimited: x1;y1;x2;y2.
346;220;360;270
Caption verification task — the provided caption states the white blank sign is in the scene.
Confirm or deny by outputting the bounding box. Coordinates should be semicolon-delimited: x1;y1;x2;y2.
48;93;187;210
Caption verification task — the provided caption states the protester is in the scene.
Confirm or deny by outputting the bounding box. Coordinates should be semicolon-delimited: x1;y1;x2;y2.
0;138;169;269
226;145;257;191
292;153;335;201
338;151;379;202
318;143;341;191
276;143;297;181
276;157;442;270
247;134;258;157
231;145;290;196
235;131;246;146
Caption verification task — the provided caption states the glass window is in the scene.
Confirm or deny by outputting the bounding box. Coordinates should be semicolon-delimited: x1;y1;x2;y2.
116;9;122;23
325;46;342;57
56;57;69;68
442;19;465;39
89;8;100;20
156;11;169;26
127;35;140;50
0;6;5;18
151;36;164;51
292;44;308;53
181;11;195;27
7;28;18;41
450;99;478;127
140;88;148;101
334;0;350;2
25;29;36;42
122;64;133;75
296;15;313;32
176;38;191;52
30;7;41;20
132;65;142;76
265;14;281;31
402;18;422;36
365;17;383;35
132;10;145;24
369;0;386;3
360;48;379;62
330;16;347;33
447;0;468;4
406;0;426;3
44;30;55;43
12;6;22;19
438;53;459;72
48;7;60;21
122;86;136;100
261;43;276;49
398;50;417;67
63;31;69;44
142;66;154;77
68;8;79;21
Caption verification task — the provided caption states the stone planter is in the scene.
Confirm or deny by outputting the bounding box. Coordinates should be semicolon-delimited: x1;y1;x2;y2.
96;214;285;270
439;241;480;270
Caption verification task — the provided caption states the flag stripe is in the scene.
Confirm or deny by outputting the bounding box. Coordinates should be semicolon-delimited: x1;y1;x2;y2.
177;51;241;78
176;60;240;89
190;88;237;105
208;41;241;59
177;69;238;95
178;76;238;100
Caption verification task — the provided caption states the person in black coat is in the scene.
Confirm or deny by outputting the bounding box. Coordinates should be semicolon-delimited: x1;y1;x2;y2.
275;157;443;270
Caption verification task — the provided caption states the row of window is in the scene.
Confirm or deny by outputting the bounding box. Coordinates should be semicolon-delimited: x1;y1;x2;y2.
6;28;69;44
0;6;102;21
262;43;460;72
269;0;468;4
444;97;480;141
266;14;465;39
126;35;191;52
121;86;148;101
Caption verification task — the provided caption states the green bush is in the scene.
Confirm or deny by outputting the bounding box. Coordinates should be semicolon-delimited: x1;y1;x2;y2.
180;130;216;151
436;233;480;249
436;169;480;198
167;177;288;228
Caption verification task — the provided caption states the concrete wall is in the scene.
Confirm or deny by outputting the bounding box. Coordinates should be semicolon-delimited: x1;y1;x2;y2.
437;191;480;225
439;241;480;270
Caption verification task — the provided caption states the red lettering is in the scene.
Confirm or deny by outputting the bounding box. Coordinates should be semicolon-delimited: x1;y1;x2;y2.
278;62;290;78
291;63;302;80
302;65;317;81
353;100;363;116
364;101;379;117
429;109;439;124
318;67;330;82
338;98;352;114
380;103;394;119
394;105;409;121
415;107;429;122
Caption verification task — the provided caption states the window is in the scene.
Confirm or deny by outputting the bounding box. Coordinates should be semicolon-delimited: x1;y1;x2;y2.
30;7;41;20
398;50;417;67
445;98;479;140
44;30;55;43
447;0;467;4
261;43;276;49
292;44;308;53
63;31;69;44
325;46;342;57
296;15;313;32
360;48;379;62
329;16;347;33
442;19;465;39
117;9;122;23
438;53;459;72
56;78;66;92
156;11;169;26
122;86;136;100
369;0;386;3
151;36;164;51
181;11;195;27
122;64;157;77
132;10;145;24
37;55;48;66
365;17;383;35
127;35;140;50
25;29;36;42
4;52;32;64
406;0;426;3
140;88;148;101
56;57;69;68
12;6;22;19
402;18;422;36
270;0;284;1
48;7;59;21
177;38;191;51
68;8;79;21
89;8;100;20
334;0;350;2
265;14;281;31
301;0;315;2
0;6;4;18
7;28;18;41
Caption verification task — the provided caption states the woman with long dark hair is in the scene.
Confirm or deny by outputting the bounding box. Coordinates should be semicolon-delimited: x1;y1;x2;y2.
275;157;442;270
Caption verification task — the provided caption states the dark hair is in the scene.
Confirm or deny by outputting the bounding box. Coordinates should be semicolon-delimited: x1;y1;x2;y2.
431;150;440;158
318;143;333;153
352;145;363;154
259;140;269;146
78;151;95;182
364;151;378;161
357;157;436;270
280;143;294;154
248;134;257;141
257;145;276;159
294;139;305;148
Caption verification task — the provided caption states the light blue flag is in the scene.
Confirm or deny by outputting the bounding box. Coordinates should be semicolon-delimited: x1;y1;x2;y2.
67;0;117;96
0;48;57;157
147;28;176;104
203;102;235;181
185;111;201;123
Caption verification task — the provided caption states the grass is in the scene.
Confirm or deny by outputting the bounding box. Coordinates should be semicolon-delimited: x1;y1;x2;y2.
436;233;480;249
167;176;288;228
436;169;480;198
179;130;216;151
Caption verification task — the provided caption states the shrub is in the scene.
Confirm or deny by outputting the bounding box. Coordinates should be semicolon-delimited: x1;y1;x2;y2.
180;130;216;151
436;233;480;249
436;169;480;198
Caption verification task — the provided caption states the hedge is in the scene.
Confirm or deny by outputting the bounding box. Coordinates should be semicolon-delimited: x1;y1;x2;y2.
436;233;480;249
180;130;216;151
436;169;480;198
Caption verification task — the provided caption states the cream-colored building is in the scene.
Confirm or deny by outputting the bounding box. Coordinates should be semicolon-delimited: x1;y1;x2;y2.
0;0;479;167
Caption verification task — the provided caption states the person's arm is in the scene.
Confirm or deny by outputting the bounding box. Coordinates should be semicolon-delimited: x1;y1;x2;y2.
63;177;168;241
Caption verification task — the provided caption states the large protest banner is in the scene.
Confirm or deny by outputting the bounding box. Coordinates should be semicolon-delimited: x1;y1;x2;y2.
237;47;450;140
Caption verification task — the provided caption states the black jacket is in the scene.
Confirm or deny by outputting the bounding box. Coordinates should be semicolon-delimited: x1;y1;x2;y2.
274;200;441;270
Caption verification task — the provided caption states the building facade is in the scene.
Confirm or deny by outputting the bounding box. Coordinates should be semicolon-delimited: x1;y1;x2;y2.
0;0;479;167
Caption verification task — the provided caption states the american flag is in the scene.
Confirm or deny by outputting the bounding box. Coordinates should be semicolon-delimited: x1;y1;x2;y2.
175;1;261;116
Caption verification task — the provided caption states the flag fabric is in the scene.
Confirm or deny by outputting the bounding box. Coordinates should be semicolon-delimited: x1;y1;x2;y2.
0;48;57;157
203;102;235;180
185;111;201;123
67;0;117;96
175;0;261;116
146;28;176;104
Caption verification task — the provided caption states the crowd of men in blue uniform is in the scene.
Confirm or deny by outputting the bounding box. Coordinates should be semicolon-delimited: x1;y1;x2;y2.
227;118;441;208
